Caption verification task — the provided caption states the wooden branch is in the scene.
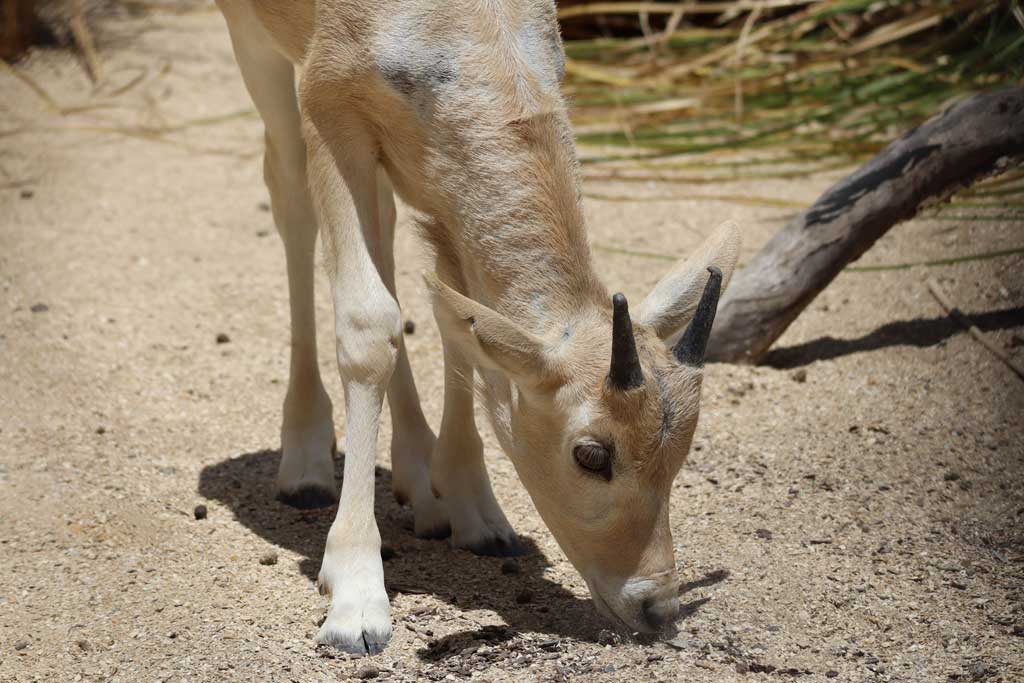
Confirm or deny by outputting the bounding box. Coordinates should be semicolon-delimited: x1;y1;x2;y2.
706;86;1024;363
1;0;38;62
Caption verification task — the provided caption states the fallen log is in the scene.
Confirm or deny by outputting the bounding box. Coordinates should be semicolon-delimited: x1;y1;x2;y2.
706;86;1024;364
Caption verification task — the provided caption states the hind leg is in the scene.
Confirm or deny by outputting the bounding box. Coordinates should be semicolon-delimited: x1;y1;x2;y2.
219;2;336;507
374;173;449;538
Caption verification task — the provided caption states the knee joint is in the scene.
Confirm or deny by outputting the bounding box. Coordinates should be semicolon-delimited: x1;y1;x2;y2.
335;297;402;386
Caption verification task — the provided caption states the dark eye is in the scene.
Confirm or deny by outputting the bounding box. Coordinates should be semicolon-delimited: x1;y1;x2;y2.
573;442;613;481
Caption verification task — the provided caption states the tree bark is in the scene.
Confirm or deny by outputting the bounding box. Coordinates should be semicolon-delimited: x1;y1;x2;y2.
1;0;38;62
706;86;1024;364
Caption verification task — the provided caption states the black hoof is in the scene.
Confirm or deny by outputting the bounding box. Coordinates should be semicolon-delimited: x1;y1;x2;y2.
465;535;526;557
415;522;452;541
318;629;390;656
277;485;337;510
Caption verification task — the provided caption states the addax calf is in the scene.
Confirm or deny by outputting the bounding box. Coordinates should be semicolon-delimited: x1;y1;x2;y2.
215;0;740;655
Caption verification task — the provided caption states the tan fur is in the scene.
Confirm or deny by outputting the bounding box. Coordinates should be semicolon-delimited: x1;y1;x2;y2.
216;0;740;652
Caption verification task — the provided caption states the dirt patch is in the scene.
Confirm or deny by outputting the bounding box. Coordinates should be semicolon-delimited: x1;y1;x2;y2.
1;5;1022;682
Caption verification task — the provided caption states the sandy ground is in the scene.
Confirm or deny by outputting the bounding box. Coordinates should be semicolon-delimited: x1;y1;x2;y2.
2;5;1023;683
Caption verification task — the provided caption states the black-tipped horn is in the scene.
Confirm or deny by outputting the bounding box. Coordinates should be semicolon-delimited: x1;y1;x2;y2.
673;266;723;367
608;293;644;390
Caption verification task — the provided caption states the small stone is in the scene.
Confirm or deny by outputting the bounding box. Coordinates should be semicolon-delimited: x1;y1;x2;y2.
258;201;270;212
1011;624;1024;636
193;504;208;520
755;528;773;540
825;671;838;678
500;559;520;575
596;629;620;646
735;661;750;674
14;640;29;651
403;319;416;335
959;480;973;491
357;665;380;679
380;545;396;561
167;631;177;639
791;368;807;383
215;333;231;344
30;303;48;313
944;470;961;482
255;230;269;237
514;589;533;604
20;189;34;199
95;426;106;435
259;551;278;566
76;639;92;652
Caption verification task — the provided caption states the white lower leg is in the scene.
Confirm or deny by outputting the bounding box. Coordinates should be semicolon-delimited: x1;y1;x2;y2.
372;173;448;536
306;126;396;654
272;143;336;505
221;12;336;506
431;340;521;556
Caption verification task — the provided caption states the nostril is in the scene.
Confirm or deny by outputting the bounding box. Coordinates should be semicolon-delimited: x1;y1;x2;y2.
642;596;680;630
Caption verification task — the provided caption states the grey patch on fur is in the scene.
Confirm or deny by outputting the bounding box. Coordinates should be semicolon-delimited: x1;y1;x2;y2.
374;18;459;120
517;22;564;89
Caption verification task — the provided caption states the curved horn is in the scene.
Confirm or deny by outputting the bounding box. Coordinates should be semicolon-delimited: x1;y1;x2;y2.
673;266;722;366
608;293;644;390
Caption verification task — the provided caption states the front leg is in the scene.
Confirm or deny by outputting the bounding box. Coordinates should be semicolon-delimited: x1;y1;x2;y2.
429;333;523;556
303;113;395;654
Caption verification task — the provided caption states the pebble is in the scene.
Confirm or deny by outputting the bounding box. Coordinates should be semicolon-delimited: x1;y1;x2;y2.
596;629;620;646
259;551;278;566
500;559;520;575
20;189;34;199
403;320;416;335
356;665;380;679
514;590;533;604
791;368;807;383
943;470;961;482
258;201;270;212
215;333;231;344
30;303;48;313
14;640;29;651
77;639;92;652
755;528;773;540
380;545;396;561
193;504;208;520
969;662;989;679
825;671;838;678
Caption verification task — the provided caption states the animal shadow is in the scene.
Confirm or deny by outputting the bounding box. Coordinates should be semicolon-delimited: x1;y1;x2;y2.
196;448;718;647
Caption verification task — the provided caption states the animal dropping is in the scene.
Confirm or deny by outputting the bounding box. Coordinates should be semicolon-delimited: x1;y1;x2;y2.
215;0;739;656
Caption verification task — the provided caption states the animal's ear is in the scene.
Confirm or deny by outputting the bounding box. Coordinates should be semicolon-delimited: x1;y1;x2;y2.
425;275;559;388
635;221;741;340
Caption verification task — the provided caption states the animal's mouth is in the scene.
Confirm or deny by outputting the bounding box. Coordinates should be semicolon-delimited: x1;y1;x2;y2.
588;583;657;635
588;580;681;638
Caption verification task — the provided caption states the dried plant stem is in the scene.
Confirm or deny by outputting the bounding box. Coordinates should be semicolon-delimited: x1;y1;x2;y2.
927;278;1024;382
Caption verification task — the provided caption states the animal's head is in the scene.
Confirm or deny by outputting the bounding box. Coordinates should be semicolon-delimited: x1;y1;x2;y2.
428;221;740;635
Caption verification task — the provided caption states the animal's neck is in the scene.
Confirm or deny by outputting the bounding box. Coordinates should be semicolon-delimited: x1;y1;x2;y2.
444;111;607;336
